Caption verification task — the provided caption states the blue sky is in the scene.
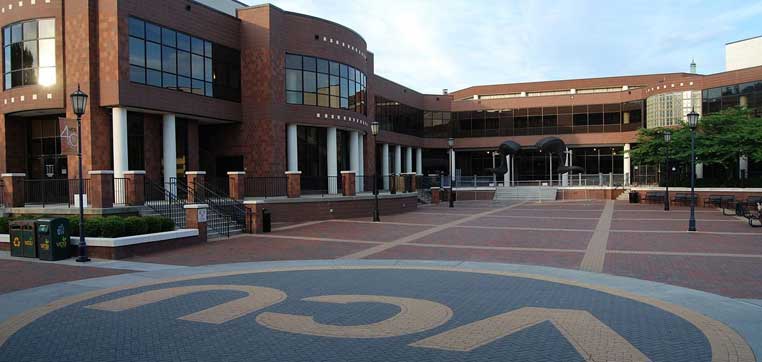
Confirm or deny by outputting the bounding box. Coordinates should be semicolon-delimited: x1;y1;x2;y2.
244;0;762;94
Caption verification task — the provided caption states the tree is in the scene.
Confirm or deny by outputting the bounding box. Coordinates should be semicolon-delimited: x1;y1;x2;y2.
630;107;762;184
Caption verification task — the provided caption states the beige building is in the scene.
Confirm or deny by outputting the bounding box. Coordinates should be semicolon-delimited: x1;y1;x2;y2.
726;36;762;71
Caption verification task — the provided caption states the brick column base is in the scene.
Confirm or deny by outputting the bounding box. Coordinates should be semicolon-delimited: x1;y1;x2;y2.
430;187;441;204
227;171;246;200
286;171;301;198
88;170;115;208
186;171;206;203
185;204;208;243
1;173;25;207
123;171;145;206
244;204;262;233
410;173;417;192
341;171;356;197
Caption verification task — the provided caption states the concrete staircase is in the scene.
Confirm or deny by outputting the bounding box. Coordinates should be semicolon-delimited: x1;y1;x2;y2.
616;189;631;201
494;186;558;201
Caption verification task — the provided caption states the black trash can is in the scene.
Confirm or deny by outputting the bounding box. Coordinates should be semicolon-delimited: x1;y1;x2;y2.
36;218;71;261
262;209;271;233
9;221;37;258
629;191;640;203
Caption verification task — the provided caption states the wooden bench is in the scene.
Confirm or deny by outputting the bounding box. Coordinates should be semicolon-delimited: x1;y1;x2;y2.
644;192;665;203
736;203;762;227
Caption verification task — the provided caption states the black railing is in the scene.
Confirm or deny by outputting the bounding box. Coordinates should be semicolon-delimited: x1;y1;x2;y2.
114;178;128;205
206;176;230;197
0;180;4;207
189;180;245;237
245;177;288;198
143;178;187;228
301;176;342;196
23;178;91;207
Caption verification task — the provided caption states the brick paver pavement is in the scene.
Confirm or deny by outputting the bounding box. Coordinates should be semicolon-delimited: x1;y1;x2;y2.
0;259;132;294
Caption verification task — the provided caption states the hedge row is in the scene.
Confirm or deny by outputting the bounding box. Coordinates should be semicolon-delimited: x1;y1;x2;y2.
0;215;175;238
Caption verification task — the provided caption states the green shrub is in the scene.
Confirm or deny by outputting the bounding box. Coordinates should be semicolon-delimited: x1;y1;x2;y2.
83;218;104;237
124;216;148;236
67;216;80;236
0;217;8;234
144;216;163;234
101;216;126;238
159;217;175;232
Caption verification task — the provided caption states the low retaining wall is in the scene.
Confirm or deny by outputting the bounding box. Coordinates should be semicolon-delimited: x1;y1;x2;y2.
557;188;626;200
245;193;418;224
439;188;496;201
632;187;762;207
0;229;202;260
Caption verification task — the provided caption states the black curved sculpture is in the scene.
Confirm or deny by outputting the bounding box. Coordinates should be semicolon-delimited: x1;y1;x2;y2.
535;137;566;155
486;140;521;174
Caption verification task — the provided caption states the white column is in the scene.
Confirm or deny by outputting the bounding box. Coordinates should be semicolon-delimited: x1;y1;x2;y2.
358;133;364;193
112;108;129;178
696;163;704;179
162;113;177;194
112;108;129;204
739;155;749;179
382;144;390;190
394;145;402;174
562;148;569;187
623;143;631;186
287;124;298;172
327;127;338;194
405;147;413;173
416;148;423;176
350;131;359;171
504;155;511;187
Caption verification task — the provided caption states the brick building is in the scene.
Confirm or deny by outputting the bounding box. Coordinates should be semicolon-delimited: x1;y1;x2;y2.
1;0;761;192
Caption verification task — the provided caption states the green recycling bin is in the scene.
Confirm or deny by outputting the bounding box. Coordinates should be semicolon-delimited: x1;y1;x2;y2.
9;220;37;258
36;218;71;261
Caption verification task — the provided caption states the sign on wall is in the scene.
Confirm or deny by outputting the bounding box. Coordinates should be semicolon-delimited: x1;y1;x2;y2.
58;117;78;156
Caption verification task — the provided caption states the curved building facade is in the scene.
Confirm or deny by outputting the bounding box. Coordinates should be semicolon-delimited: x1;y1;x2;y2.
1;0;761;188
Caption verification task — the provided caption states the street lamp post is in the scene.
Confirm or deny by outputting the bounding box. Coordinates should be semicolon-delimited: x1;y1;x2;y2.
70;84;90;262
663;130;672;211
370;122;380;222
448;138;455;208
687;110;699;231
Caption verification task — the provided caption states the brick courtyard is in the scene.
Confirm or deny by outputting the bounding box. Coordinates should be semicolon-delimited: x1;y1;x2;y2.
3;200;761;299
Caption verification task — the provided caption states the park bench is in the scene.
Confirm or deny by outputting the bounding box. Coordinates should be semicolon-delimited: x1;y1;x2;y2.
736;202;762;227
744;196;762;207
671;193;696;206
644;191;665;204
704;195;734;208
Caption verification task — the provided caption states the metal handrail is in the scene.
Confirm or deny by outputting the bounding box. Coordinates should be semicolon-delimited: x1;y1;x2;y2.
191;180;246;227
143;178;186;229
182;181;232;238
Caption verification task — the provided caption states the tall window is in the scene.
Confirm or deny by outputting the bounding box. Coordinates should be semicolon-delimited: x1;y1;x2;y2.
3;18;56;90
285;53;367;115
127;17;240;102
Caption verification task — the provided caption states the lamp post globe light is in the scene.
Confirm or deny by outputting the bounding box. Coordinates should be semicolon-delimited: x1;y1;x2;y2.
70;84;90;262
687;110;700;231
448;137;455;208
371;121;381;222
663;130;672;211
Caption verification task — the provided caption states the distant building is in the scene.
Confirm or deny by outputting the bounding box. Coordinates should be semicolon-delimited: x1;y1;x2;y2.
726;36;762;71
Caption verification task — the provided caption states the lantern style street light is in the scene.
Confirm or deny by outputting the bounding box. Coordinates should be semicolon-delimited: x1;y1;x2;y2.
70;84;90;262
448;137;455;208
371;121;380;222
687;110;700;231
663;130;672;211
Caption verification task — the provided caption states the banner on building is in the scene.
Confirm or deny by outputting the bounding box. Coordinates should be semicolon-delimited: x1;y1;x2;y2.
58;117;78;156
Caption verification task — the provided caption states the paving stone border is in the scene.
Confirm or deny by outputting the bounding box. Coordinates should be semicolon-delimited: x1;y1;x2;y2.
0;260;760;361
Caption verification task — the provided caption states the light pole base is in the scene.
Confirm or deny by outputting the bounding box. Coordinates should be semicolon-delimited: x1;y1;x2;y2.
372;209;380;222
688;221;696;232
76;256;91;263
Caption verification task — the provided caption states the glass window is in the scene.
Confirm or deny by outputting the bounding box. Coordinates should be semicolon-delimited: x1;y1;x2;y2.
191;37;204;55
317;73;329;94
162;46;176;73
130;65;145;83
286;91;302;104
178;76;191;92
3;18;56;89
162;73;176;89
304;93;317;106
147;69;161;86
161;28;176;47
285;54;302;69
317;59;328;73
145;23;160;43
146;42;161;70
191;78;204;95
177;51;190;76
204;58;212;82
303;71;316;92
129;37;145;66
176;33;190;51
128;18;144;38
329;61;339;75
204;41;212;58
286;69;302;91
191;54;204;79
303;56;316;71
